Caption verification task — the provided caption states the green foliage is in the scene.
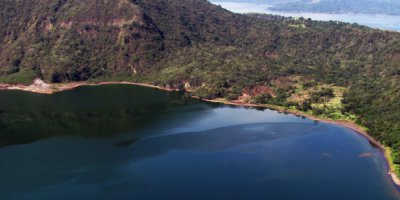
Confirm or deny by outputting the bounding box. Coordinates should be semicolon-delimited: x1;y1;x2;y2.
226;93;240;101
0;0;400;176
310;87;335;103
302;81;317;88
254;93;273;104
195;86;223;99
342;80;400;160
0;69;36;85
297;99;312;111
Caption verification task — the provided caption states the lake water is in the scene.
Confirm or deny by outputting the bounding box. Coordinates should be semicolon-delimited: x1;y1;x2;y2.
211;2;400;31
0;85;399;200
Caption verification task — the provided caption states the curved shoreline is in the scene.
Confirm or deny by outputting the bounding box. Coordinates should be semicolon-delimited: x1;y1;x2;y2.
199;98;400;188
1;79;400;188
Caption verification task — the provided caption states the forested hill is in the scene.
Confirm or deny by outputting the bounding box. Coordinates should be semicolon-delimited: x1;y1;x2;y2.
1;0;400;170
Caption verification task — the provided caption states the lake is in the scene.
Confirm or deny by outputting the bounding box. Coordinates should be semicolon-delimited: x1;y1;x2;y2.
211;2;400;31
0;85;399;200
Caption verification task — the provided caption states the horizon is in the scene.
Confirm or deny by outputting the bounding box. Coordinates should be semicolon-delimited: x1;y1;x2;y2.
210;0;400;31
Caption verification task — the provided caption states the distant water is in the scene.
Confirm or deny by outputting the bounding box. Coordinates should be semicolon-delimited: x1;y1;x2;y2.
212;2;400;31
0;85;399;200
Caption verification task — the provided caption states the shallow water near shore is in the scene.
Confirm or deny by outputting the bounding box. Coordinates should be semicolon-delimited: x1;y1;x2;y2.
0;84;399;200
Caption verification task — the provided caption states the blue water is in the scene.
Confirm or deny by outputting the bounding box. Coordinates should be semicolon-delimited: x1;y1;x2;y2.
211;1;400;31
0;85;399;199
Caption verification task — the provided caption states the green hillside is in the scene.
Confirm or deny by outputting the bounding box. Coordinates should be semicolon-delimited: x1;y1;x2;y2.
1;0;400;173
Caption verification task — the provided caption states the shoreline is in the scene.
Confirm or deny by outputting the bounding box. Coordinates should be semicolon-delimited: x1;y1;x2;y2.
199;98;400;188
1;79;400;187
0;79;182;94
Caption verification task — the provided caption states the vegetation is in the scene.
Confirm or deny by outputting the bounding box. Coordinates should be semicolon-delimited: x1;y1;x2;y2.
0;69;36;85
0;0;399;175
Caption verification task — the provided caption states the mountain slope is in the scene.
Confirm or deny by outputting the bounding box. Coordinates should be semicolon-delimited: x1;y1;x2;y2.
1;0;399;86
0;0;166;81
0;0;400;172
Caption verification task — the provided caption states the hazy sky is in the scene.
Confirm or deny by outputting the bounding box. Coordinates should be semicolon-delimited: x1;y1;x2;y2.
210;1;400;31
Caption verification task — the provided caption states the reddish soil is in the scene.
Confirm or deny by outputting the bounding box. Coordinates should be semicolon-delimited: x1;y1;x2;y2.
243;85;274;96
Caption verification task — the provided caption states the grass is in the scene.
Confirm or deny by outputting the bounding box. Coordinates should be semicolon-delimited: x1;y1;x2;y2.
0;69;36;85
385;147;400;177
310;86;357;120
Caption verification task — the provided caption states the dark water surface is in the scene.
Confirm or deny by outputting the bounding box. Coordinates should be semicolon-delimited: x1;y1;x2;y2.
0;85;399;200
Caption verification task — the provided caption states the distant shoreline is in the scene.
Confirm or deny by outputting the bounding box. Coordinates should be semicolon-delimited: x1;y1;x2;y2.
1;79;400;188
211;1;400;32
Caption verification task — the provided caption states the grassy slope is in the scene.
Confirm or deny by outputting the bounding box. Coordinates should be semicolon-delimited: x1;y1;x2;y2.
0;69;36;85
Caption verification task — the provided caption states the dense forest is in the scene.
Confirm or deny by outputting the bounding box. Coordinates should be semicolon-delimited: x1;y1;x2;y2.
0;0;400;173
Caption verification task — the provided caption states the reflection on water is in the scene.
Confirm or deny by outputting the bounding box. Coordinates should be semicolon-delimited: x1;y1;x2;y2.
121;122;325;159
0;85;198;147
0;85;399;200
